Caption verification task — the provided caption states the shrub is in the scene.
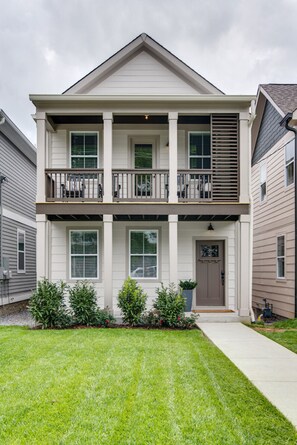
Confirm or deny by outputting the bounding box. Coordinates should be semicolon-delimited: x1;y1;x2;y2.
28;278;72;328
95;309;116;328
69;281;99;326
142;308;198;329
118;276;147;325
153;283;186;327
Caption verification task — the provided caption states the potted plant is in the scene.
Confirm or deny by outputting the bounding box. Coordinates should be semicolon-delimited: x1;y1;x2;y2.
179;279;197;312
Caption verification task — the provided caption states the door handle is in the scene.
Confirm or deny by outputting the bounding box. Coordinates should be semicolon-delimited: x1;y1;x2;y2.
221;271;225;285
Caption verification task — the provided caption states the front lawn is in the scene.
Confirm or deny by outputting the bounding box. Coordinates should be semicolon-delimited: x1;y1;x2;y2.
0;327;296;444
251;319;297;354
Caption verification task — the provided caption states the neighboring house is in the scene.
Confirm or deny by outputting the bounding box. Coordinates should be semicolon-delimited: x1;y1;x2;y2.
251;84;297;319
30;33;254;320
0;110;36;306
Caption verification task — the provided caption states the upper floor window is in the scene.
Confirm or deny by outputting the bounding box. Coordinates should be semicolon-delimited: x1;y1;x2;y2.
276;235;285;279
69;230;99;279
129;230;158;279
260;163;267;202
188;132;211;169
285;139;294;187
70;132;99;168
17;229;25;273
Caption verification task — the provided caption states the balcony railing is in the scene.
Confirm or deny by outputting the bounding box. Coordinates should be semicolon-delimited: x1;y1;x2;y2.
45;169;212;202
45;169;104;201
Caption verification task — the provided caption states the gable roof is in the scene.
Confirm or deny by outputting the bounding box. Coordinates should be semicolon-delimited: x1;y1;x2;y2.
64;33;224;95
252;84;297;153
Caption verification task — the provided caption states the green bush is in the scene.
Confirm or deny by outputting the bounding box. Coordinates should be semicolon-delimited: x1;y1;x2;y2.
118;276;147;325
28;278;72;328
69;281;100;326
95;309;116;328
179;279;197;290
153;283;186;327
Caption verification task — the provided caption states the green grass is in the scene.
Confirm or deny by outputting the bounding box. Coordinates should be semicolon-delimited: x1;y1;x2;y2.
251;319;297;354
0;327;296;445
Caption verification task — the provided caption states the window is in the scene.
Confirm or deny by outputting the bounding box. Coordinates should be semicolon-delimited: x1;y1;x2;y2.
260;163;267;202
276;235;285;279
17;230;25;273
70;132;99;168
70;230;99;279
285;139;294;187
188;132;211;170
129;230;158;279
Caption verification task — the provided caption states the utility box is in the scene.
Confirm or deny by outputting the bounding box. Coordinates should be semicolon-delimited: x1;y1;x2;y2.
0;257;12;280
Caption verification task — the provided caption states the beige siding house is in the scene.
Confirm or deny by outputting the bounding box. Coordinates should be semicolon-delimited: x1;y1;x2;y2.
252;84;297;319
30;34;254;320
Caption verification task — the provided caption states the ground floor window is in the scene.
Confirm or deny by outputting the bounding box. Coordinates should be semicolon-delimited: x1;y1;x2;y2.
17;229;25;273
129;230;158;279
276;235;285;279
70;230;99;279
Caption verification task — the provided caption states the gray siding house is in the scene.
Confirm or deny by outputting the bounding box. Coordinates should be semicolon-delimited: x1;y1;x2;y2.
0;110;36;306
251;84;297;318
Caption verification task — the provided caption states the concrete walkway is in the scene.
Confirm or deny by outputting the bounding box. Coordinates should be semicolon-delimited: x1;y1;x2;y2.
197;322;297;428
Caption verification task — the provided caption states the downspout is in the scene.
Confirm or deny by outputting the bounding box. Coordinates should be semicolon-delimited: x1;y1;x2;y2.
0;112;5;268
280;113;297;318
249;101;256;322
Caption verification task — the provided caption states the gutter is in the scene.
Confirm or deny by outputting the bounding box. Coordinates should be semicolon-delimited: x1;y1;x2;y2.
280;113;297;318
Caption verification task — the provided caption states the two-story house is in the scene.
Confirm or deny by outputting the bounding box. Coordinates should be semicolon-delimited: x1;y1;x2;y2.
0;109;36;306
30;34;253;320
252;84;297;319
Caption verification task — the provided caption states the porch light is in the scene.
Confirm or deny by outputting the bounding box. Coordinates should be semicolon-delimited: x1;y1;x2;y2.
144;114;149;120
207;223;214;231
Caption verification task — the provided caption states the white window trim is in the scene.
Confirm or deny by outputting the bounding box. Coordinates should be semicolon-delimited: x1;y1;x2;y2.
69;131;99;168
129;229;158;280
285;139;295;188
188;131;211;170
259;162;267;203
17;229;26;273
276;234;285;280
69;229;99;280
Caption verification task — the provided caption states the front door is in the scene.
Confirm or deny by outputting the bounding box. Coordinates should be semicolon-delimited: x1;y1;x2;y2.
196;240;225;306
134;143;153;196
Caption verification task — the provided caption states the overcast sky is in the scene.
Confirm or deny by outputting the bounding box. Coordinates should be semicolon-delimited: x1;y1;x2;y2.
1;0;296;144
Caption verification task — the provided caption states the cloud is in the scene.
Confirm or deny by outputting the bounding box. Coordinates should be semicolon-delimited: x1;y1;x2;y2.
0;0;296;142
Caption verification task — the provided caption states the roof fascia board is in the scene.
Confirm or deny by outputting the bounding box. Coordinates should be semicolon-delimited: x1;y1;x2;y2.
259;86;285;117
0;109;36;164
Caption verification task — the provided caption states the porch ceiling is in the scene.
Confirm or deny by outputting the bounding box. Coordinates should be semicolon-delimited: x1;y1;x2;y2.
48;114;211;125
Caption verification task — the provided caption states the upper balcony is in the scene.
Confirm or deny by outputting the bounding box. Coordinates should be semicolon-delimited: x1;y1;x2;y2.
45;169;213;202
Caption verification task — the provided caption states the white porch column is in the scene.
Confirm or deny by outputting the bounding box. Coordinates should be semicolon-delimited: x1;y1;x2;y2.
238;214;251;316
36;214;49;280
103;112;113;202
239;112;250;203
103;214;113;310
168;112;178;203
36;115;47;202
169;214;178;285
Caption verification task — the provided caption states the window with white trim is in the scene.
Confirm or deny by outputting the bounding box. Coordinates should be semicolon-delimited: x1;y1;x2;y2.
70;132;99;168
129;230;158;279
188;132;211;169
285;139;294;187
17;230;25;273
260;163;267;202
70;230;99;279
276;235;285;279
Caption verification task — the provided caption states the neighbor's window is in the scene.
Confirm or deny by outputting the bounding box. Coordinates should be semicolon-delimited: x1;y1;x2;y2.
17;230;25;273
70;230;99;279
276;235;285;279
129;230;158;279
285;139;294;187
70;132;99;168
260;163;267;202
188;132;211;169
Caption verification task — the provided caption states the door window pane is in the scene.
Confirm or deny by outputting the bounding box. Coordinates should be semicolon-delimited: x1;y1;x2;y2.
134;144;153;169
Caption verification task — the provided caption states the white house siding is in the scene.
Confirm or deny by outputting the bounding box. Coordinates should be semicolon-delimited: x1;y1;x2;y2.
50;125;210;170
88;51;199;95
252;132;295;318
49;220;237;314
